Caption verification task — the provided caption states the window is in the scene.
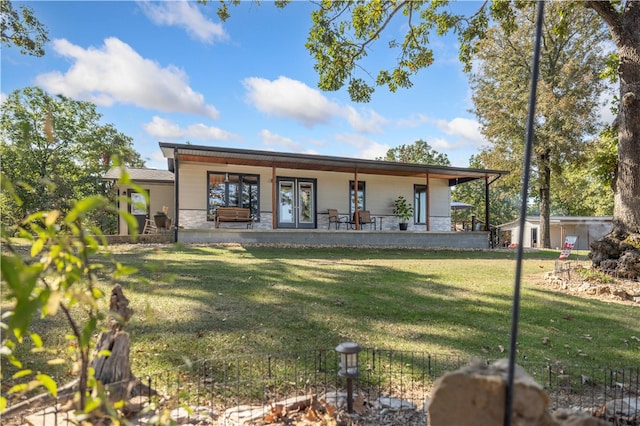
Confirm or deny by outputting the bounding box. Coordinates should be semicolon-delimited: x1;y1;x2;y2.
207;172;260;221
414;185;427;224
349;181;365;215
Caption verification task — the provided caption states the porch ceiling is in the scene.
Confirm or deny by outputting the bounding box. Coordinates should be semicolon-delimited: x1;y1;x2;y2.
159;142;508;186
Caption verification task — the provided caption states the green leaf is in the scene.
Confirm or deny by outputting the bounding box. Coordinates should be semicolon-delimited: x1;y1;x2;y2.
96;349;112;357
12;369;33;379
44;210;60;227
65;196;106;222
30;333;43;348
10;298;42;343
30;237;45;257
114;262;138;278
36;374;57;397
83;396;101;414
8;383;28;394
80;316;97;347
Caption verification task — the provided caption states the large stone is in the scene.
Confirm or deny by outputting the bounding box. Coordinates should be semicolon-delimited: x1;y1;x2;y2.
427;359;555;426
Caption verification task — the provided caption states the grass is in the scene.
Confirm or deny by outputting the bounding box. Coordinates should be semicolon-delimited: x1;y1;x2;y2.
2;243;638;390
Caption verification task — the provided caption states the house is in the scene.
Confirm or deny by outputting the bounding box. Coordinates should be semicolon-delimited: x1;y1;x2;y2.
102;167;175;235
498;216;613;250
104;143;509;248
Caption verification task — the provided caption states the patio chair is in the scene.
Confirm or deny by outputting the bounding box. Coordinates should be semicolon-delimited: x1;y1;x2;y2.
143;218;158;234
359;210;377;230
349;210;377;230
327;209;347;229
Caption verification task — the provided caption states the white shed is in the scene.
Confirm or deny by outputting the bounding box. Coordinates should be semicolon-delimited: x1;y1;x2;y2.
498;216;613;250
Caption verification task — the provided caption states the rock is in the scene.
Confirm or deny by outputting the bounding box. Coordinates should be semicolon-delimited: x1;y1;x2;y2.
221;404;264;425
427;358;555;426
169;406;217;425
553;408;609;425
599;397;640;418
376;396;416;410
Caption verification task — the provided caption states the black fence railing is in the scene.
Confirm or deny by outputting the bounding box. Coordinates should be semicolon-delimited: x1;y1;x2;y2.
142;349;638;425
13;349;639;425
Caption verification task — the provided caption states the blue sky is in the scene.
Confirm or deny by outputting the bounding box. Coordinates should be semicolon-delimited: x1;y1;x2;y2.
2;1;489;169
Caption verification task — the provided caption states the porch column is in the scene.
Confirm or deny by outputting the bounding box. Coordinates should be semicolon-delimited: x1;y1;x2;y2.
272;166;277;229
484;176;490;231
353;169;359;230
173;147;179;243
426;173;430;231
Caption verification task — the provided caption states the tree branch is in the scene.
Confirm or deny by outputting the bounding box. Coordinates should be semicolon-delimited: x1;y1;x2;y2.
584;1;620;32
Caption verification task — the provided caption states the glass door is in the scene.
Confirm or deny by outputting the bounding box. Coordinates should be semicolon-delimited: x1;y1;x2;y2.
277;178;316;229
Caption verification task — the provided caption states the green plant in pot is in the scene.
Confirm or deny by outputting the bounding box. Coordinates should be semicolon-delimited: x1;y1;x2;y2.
154;207;170;229
393;196;414;230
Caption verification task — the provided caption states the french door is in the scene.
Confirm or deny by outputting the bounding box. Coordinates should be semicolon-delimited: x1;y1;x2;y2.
277;178;316;229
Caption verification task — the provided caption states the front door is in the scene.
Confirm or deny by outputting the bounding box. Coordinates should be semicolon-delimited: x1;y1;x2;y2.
277;178;316;229
128;189;149;234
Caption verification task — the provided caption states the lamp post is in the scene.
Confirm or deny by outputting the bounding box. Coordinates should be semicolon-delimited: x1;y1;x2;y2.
336;342;361;413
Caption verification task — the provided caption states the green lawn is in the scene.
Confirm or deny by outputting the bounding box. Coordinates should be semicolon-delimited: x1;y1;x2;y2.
3;244;638;387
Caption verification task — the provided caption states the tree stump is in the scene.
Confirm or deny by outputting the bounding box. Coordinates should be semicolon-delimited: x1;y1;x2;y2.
590;227;640;280
92;284;135;401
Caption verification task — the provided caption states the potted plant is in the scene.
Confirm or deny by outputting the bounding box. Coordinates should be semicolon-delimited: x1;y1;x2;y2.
154;206;170;228
392;196;414;230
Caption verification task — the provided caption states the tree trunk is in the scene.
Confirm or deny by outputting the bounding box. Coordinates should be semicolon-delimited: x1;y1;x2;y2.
613;16;640;235
91;284;136;401
586;2;640;279
539;157;552;249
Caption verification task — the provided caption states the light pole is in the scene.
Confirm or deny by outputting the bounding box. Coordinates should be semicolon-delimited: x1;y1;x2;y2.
336;342;361;413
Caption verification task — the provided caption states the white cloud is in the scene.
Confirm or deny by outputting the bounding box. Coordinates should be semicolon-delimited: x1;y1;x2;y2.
143;116;241;141
258;129;318;154
138;0;227;44
341;105;387;133
0;92;7;105
36;38;219;118
396;113;430;128
243;76;385;133
334;133;390;160
433;117;484;144
243;76;338;127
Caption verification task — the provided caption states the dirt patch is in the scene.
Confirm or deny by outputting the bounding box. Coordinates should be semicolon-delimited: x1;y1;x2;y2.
534;262;640;307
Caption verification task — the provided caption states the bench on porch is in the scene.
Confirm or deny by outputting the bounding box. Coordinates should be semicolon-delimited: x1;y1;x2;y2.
215;207;254;229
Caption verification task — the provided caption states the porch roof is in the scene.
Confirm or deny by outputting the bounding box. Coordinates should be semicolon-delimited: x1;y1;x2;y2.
159;142;508;186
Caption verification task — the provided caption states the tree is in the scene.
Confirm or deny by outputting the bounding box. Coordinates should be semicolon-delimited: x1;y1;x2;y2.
0;87;144;234
452;155;520;231
1;172;148;421
470;3;609;248
379;139;451;165
1;0;48;56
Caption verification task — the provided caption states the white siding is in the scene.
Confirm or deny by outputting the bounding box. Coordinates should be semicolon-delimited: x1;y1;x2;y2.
176;162;455;230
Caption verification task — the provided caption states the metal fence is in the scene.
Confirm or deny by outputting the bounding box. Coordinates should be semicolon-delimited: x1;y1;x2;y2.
140;348;638;425
11;348;638;425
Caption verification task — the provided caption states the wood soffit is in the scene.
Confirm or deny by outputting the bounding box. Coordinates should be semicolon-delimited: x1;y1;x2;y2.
161;143;507;184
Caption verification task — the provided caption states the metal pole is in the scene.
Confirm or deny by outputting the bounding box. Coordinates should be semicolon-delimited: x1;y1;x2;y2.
505;2;545;426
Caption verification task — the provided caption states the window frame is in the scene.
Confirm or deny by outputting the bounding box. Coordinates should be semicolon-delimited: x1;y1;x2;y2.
207;171;260;221
414;184;427;225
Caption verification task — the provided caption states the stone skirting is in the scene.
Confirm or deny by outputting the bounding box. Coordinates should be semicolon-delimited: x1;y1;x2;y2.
177;229;489;249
